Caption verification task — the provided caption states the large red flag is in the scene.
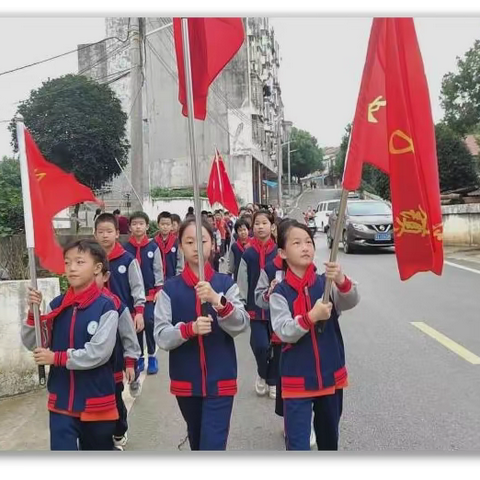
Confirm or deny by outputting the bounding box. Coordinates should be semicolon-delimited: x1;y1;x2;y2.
343;18;443;280
173;18;245;120
206;150;239;216
25;129;101;274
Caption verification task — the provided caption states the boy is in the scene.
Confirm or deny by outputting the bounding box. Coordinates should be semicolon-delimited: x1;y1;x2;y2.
22;240;119;451
124;211;164;376
171;213;181;237
96;251;141;450
215;209;227;260
154;211;184;279
224;211;234;253
94;213;145;449
228;218;251;281
207;212;222;271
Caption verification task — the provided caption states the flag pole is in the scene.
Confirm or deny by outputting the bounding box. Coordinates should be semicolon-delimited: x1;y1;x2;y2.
16;114;46;385
181;18;206;284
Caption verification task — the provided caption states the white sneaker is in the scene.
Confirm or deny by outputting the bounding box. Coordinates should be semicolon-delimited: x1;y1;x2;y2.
310;420;316;449
113;445;124;451
113;433;128;448
255;375;267;396
268;385;276;399
129;379;142;398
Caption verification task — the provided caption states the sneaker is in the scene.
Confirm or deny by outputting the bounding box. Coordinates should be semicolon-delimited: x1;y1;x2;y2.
268;385;276;399
113;433;128;448
147;356;158;375
129;369;142;398
137;357;145;372
310;420;316;449
113;445;124;451
255;375;267;396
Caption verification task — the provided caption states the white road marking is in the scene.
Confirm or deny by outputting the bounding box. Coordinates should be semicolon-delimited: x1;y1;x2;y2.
444;260;480;275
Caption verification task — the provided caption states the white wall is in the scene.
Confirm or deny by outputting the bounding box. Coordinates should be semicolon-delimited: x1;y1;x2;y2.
143;197;212;222
442;203;480;246
0;278;60;398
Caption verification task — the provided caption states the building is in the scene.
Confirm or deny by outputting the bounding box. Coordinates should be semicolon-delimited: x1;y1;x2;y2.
78;17;287;210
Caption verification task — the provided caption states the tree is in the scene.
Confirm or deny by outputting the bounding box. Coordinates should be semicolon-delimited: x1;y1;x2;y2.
440;40;480;135
283;127;323;179
435;123;478;192
9;74;129;192
0;157;24;237
333;124;351;178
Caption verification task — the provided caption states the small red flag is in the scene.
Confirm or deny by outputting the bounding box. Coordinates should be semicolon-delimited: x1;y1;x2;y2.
343;18;443;280
25;129;102;274
173;18;245;120
206;150;239;216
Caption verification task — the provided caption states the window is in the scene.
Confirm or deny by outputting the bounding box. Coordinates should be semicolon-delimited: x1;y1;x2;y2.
347;202;392;216
327;201;340;211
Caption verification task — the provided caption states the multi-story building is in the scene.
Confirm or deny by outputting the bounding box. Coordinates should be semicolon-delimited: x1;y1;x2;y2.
78;17;287;209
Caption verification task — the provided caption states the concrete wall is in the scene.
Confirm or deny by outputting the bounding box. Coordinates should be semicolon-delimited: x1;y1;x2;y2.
0;278;60;398
442;203;480;247
143;197;212;221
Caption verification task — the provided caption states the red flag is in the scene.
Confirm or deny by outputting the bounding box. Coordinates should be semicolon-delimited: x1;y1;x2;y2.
206;150;239;216
343;18;443;280
173;18;245;120
25;129;101;274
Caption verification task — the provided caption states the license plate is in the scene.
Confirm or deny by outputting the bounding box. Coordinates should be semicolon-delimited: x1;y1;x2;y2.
375;233;391;241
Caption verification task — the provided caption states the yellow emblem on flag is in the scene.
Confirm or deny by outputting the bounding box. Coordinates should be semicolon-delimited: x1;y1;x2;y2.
389;130;414;155
34;168;46;182
394;205;429;237
367;96;387;123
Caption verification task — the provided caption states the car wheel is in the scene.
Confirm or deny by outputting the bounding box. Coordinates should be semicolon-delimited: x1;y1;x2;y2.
324;225;329;234
343;230;354;254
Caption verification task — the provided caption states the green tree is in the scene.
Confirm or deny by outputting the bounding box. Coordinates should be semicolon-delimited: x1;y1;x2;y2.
440;40;480;135
0;157;24;237
333;124;351;178
435;123;478;191
10;74;129;191
283;127;323;178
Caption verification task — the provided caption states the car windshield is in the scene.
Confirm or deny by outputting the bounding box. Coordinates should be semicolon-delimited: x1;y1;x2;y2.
327;201;339;211
347;202;391;216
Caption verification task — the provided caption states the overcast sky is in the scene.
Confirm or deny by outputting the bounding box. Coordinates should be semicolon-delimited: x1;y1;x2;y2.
0;17;479;156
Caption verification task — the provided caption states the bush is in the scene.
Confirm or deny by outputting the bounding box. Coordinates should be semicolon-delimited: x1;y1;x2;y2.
151;187;207;199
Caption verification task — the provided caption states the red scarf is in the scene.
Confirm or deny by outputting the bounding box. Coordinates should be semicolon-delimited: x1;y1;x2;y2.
128;235;150;266
155;233;177;277
250;237;276;269
273;254;283;269
108;242;127;261
181;262;215;316
284;263;317;317
236;238;250;254
41;281;101;342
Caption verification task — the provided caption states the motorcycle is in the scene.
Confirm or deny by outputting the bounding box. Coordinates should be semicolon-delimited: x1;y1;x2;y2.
303;212;317;236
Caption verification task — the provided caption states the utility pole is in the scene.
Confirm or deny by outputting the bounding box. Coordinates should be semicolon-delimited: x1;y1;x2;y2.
129;17;144;211
287;141;291;198
276;117;282;209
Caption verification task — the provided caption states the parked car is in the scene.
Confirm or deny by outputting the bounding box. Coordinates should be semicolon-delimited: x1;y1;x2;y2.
326;200;394;254
315;199;340;233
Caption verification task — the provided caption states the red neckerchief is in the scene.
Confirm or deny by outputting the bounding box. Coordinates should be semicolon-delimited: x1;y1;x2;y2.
236;238;250;254
108;242;127;261
128;235;150;266
155;233;177;277
182;262;215;316
250;237;276;269
273;254;283;269
42;282;101;338
284;263;317;317
102;286;121;310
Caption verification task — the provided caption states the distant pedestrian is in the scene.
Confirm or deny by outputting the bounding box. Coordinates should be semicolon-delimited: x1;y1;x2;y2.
113;209;130;235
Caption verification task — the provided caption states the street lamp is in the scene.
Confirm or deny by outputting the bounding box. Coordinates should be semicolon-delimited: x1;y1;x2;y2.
281;140;297;198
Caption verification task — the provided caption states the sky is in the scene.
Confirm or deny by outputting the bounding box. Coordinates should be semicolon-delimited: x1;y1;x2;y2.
0;17;479;156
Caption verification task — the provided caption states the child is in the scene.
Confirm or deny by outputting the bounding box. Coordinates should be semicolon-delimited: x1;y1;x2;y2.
154;219;249;450
95;250;142;450
227;218;251;281
207;213;222;272
224;211;234;253
269;220;360;451
237;210;277;397
124;211;164;375
154;211;184;280
214;210;227;259
94;212;146;449
171;213;181;237
21;240;119;451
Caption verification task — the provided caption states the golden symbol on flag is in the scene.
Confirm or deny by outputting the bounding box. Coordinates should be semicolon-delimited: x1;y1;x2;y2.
432;223;443;242
34;168;46;182
394;205;429;237
367;96;387;123
389;130;414;155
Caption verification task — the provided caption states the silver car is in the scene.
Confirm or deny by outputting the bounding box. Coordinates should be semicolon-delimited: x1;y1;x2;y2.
327;200;394;254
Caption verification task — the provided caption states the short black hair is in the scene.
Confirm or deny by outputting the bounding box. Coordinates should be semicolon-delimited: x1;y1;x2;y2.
277;219;315;250
187;207;194;214
234;218;250;233
171;214;181;224
129;211;150;225
113;209;121;215
95;212;118;231
207;212;214;219
63;239;108;268
178;218;214;243
201;210;208;216
157;211;172;224
253;209;274;225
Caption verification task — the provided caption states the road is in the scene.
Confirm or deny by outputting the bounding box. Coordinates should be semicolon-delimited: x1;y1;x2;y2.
1;187;480;451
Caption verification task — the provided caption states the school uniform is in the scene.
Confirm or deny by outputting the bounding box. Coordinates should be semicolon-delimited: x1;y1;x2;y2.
237;238;277;384
107;242;146;439
124;236;164;359
154;263;249;450
154;233;184;280
227;238;250;281
269;264;360;451
216;219;227;257
21;282;119;451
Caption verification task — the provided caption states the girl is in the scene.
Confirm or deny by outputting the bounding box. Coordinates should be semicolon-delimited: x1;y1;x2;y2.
237;210;277;397
269;220;359;451
154;219;249;451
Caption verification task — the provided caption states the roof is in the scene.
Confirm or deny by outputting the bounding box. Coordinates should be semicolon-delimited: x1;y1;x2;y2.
464;135;479;156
